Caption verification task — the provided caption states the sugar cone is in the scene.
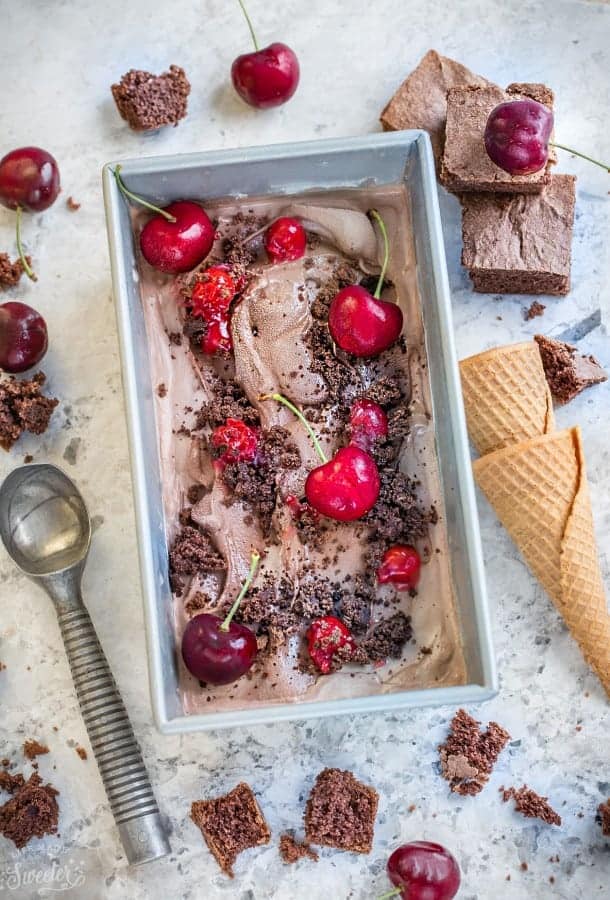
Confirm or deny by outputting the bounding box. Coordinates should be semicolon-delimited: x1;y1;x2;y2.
474;427;610;696
460;342;554;456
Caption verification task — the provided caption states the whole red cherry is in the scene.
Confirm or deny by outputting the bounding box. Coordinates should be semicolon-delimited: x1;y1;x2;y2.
386;842;460;900
0;302;48;373
181;551;260;685
231;1;299;109
305;446;380;522
306;616;355;674
140;201;215;274
484;99;553;176
328;210;403;357
377;545;421;592
349;398;388;452
0;147;60;212
264;217;306;262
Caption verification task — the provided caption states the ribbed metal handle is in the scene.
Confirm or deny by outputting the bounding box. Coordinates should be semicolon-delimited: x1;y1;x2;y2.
58;605;170;865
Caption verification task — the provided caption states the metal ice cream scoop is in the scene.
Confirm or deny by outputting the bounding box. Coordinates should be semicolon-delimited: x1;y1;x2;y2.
0;463;170;866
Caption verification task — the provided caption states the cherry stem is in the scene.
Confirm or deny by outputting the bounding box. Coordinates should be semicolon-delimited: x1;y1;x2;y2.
112;165;176;222
259;393;328;463
369;209;389;299
237;0;259;51
549;142;610;173
377;889;402;900
15;206;37;282
220;550;260;632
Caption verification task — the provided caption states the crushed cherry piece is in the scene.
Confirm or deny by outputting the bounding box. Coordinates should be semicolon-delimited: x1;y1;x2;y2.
285;493;319;523
348;398;388;451
264;217;306;263
306;616;356;674
211;418;259;464
188;265;238;356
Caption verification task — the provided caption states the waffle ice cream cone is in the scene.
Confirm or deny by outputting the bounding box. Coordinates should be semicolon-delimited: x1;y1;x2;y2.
474;427;610;696
460;342;554;456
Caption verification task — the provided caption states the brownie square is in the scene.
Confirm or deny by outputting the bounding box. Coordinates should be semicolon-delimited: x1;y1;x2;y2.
190;782;271;877
304;768;378;854
380;50;490;168
461;174;576;295
441;82;555;194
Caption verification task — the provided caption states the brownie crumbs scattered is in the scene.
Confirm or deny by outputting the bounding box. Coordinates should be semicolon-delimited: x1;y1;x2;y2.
233;576;298;636
353;611;412;663
157;383;167;398
190;782;271;878
534;333;607;404
168;331;183;346
66;196;81;211
23;740;50;761
169;525;226;594
0;252;31;289
0;372;58;451
195;377;259;430
338;577;374;635
279;832;319;864
184;591;210;617
524;300;546;320
363;375;404;407
294;575;339;621
304;768;378;854
0;769;26;794
365;469;434;545
111;65;190;131
596;798;610;836
500;785;561;826
439;709;511;796
520;862;528;872
219;212;267;279
0;771;59;848
75;746;87;761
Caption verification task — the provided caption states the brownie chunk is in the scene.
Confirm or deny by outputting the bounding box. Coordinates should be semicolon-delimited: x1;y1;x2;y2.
23;739;50;760
380;50;490;168
460;175;576;295
534;334;607;404
439;709;510;796
0;772;59;848
353;612;412;663
0;372;58;451
500;785;561;826
441;83;555;194
169;525;226;594
304;768;378;854
598;798;610;837
279;832;319;864
0;252;31;289
111;65;190;131
524;300;546;321
190;782;271;877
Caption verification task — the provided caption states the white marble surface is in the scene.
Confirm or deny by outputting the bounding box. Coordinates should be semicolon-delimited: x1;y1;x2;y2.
1;1;609;897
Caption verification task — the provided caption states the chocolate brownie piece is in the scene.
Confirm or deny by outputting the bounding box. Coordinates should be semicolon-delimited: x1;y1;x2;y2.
439;708;510;796
441;83;555;194
190;782;271;877
111;65;190;131
0;252;31;289
304;768;378;854
0;772;59;848
598;798;610;836
23;739;50;760
279;832;319;864
500;785;561;826
0;372;58;451
534;334;607;404
169;525;226;594
460;174;576;295
524;301;546;321
380;50;490;168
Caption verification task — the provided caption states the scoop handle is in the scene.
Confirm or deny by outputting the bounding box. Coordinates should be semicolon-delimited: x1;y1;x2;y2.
57;604;170;866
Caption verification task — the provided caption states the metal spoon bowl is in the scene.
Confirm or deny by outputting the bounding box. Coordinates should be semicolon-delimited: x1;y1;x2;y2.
0;464;170;866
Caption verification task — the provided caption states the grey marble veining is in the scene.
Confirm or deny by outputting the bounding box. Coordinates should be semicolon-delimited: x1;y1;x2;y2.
0;1;608;898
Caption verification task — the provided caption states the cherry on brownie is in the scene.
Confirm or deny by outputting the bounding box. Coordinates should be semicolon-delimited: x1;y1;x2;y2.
304;768;378;854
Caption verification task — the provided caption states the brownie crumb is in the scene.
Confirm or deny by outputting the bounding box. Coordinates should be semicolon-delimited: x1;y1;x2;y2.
524;300;546;321
439;709;510;796
157;383;167;398
500;785;561;826
233;576;298;636
0;372;58;451
0;661;5;671
23;454;33;464
169;525;226;594
0;772;59;848
75;746;87;761
520;862;528;872
23;740;50;761
0;252;31;289
0;770;26;794
365;469;434;545
596;798;610;836
190;782;271;877
168;331;183;347
195;378;259;430
304;768;378;854
184;591;210;617
66;196;81;212
353;612;412;663
111;65;190;131
534;334;607;404
279;832;319;864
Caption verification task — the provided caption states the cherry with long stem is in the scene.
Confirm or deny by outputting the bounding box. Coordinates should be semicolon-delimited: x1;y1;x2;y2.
15;206;36;282
112;165;176;222
220;550;260;632
369;208;390;299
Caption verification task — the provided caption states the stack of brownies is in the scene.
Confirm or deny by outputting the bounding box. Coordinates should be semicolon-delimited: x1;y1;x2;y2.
381;50;576;296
